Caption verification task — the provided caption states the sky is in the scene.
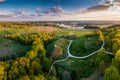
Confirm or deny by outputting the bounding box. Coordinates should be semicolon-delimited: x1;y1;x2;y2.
0;0;120;21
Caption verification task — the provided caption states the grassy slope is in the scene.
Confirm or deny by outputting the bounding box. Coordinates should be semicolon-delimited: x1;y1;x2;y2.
46;38;69;60
0;27;34;59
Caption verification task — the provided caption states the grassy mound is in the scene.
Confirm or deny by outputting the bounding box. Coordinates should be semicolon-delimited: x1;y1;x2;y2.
70;36;102;56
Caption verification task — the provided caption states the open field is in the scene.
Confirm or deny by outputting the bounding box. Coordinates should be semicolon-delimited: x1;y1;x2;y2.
31;26;58;33
53;29;94;37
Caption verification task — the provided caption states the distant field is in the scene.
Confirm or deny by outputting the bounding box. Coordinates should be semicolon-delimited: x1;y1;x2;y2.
31;26;58;32
54;29;94;37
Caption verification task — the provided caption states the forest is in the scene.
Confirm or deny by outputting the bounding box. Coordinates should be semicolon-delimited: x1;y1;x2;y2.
0;25;56;80
0;23;120;80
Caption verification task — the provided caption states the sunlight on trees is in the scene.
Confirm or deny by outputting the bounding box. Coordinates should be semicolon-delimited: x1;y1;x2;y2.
104;66;120;80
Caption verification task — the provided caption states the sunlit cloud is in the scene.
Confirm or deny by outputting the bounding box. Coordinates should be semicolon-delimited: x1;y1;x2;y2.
0;0;4;3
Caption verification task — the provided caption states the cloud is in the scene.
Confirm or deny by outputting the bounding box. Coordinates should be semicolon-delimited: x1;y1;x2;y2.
107;0;120;11
0;9;31;20
0;12;13;17
99;0;113;5
87;5;110;11
99;0;120;8
0;0;4;3
76;4;110;14
49;6;64;13
10;9;30;18
76;0;120;14
36;6;64;16
75;0;114;14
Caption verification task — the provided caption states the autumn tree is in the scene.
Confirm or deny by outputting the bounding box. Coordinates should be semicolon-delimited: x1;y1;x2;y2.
0;65;7;80
95;48;110;67
114;50;120;71
31;75;47;80
97;30;104;42
104;66;120;80
30;60;42;75
18;75;30;80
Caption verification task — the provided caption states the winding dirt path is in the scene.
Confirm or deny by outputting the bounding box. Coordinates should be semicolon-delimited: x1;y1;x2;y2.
48;40;114;75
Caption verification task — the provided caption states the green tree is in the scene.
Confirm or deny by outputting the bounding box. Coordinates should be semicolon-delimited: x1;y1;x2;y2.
104;66;120;80
30;60;42;75
26;50;37;60
97;30;104;42
32;75;47;80
112;43;119;53
95;48;110;67
114;50;120;71
0;65;7;80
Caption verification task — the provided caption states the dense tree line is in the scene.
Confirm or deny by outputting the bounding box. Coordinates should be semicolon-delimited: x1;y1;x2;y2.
5;33;55;45
0;22;58;28
104;28;120;53
104;28;120;80
0;32;56;80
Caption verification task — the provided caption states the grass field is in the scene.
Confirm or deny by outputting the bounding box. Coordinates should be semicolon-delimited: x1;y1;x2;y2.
53;29;94;37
